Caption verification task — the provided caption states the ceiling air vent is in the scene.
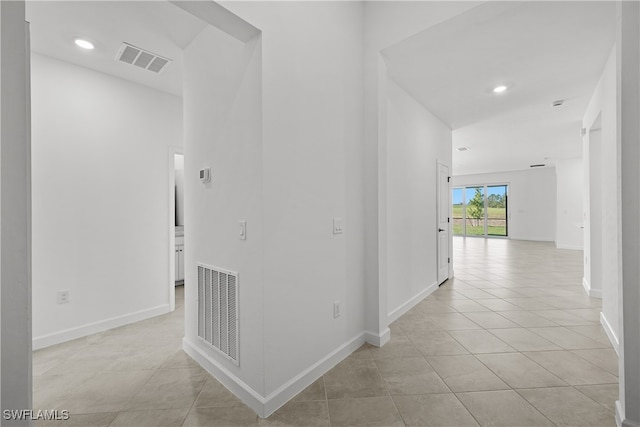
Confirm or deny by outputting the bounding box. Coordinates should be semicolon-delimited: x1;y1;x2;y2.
456;146;470;152
115;43;171;74
530;164;546;168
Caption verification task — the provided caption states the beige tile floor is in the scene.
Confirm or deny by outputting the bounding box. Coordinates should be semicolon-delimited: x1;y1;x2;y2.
34;237;619;426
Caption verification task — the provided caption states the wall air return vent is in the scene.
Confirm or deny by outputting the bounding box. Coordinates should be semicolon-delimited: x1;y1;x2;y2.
197;264;239;365
115;43;172;74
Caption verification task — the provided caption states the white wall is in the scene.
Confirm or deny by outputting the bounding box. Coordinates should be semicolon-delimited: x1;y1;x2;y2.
582;47;618;347
1;0;32;417
255;3;365;399
31;54;183;348
363;0;482;342
588;129;603;299
556;158;584;250
183;1;365;416
182;22;264;398
452;168;557;242
618;2;640;423
386;79;452;318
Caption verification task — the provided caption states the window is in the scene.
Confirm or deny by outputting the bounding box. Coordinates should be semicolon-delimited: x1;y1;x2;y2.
452;184;508;237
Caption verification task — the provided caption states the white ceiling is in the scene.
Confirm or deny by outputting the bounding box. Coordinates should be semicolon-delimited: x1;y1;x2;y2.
27;1;616;176
26;1;208;97
383;1;616;176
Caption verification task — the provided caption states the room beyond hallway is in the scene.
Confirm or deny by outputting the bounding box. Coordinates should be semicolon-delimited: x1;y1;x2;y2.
33;239;618;426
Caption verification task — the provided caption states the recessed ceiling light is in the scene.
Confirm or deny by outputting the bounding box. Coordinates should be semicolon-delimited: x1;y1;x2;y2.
74;39;94;50
493;85;508;94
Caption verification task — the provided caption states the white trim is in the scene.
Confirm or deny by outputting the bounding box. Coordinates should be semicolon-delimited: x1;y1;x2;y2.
364;328;391;347
582;277;602;298
262;332;367;416
168;147;183;312
183;337;266;416
387;281;438;324
510;237;554;243
183;332;368;418
556;243;584;251
33;304;171;350
616;400;623;427
600;312;619;354
616;399;640;427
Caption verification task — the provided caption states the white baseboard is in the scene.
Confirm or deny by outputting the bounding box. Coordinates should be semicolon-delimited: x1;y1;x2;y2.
616;400;640;427
582;277;602;298
582;277;590;295
600;312;619;354
364;328;390;347
616;400;623;427
510;237;555;243
262;332;367;416
33;304;171;350
183;337;267;416
556;243;583;251
183;331;369;418
387;281;438;324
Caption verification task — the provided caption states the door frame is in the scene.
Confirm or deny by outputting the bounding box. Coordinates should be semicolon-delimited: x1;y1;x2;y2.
168;147;183;312
436;160;451;285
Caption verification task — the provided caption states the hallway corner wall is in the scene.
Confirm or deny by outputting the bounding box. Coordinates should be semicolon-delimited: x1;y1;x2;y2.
31;53;183;348
555;157;584;251
385;79;452;320
182;21;265;402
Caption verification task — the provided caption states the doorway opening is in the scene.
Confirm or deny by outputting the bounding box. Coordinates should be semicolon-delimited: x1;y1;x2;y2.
170;151;185;311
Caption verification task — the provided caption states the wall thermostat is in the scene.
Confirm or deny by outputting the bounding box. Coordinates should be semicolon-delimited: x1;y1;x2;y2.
199;168;211;183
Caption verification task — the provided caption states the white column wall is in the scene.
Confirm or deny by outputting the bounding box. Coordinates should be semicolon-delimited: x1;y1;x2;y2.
555;158;584;251
182;22;264;398
0;0;31;422
583;48;619;348
386;79;452;319
183;1;366;416
363;0;481;341
617;1;640;425
589;129;604;299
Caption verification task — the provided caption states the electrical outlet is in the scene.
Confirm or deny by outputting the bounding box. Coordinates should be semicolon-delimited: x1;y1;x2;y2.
57;290;70;304
333;301;341;318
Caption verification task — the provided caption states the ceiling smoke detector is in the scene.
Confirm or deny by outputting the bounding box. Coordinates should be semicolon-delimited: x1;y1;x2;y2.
552;100;564;107
456;146;470;152
115;43;172;74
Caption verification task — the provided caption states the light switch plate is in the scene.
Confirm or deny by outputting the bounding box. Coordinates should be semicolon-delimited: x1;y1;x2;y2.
333;218;344;234
239;220;247;240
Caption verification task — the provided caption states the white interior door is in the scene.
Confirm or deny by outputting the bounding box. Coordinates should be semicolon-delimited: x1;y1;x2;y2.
437;162;450;285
